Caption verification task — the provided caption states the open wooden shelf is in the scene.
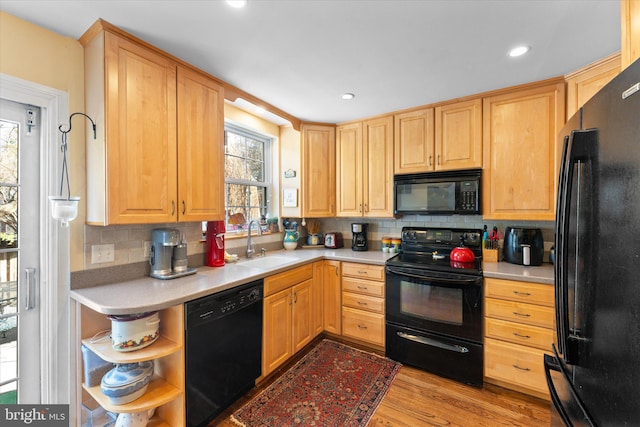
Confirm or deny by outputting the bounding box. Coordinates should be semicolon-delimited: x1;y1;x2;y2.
83;375;182;414
82;336;182;364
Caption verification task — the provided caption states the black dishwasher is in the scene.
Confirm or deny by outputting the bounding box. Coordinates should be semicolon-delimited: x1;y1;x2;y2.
185;279;263;427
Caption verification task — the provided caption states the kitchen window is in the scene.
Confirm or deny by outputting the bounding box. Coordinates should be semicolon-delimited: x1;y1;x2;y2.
224;123;272;233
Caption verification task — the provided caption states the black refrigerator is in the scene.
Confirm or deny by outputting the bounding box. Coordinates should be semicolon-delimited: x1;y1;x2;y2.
545;57;640;426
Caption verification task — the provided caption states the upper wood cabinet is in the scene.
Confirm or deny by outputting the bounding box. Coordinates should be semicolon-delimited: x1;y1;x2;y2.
566;53;621;119
82;23;224;225
177;66;225;222
301;124;336;217
621;0;640;69
394;108;435;174
482;80;565;221
394;100;481;175
337;116;394;218
435;98;483;171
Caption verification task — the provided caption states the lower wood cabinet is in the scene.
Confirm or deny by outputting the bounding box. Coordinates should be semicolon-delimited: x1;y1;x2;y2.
322;260;342;335
341;262;385;348
262;264;321;377
484;277;555;399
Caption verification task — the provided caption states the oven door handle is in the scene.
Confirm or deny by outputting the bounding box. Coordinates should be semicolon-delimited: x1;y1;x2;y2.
385;266;481;285
397;331;470;353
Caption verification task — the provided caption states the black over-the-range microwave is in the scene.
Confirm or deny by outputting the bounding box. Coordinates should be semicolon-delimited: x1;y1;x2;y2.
394;169;481;215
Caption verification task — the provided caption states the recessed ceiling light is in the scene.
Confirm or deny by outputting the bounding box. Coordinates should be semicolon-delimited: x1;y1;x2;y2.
508;45;531;57
340;93;355;100
226;0;247;8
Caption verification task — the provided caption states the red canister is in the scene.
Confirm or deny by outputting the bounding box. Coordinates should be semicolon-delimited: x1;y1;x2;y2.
205;220;225;267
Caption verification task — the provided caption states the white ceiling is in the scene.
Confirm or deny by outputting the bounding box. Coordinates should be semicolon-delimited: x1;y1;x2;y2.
0;0;620;124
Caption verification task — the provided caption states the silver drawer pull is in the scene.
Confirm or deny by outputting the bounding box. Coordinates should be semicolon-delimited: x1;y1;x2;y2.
513;291;531;296
512;311;531;317
397;331;469;354
513;332;531;339
357;324;368;329
357;301;368;306
357;285;368;290
513;364;531;372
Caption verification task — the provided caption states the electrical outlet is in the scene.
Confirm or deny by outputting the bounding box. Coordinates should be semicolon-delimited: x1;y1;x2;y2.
91;244;115;264
143;241;151;258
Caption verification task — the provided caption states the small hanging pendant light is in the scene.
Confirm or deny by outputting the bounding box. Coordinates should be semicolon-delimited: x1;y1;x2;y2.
49;112;96;227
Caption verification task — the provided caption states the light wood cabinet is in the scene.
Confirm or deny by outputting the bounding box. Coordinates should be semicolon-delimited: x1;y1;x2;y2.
482;80;565;221
77;303;184;426
435;98;482;170
301;124;336;217
82;21;224;225
262;264;318;376
341;262;385;347
484;278;555;400
336;116;394;218
322;260;342;335
394;108;435;174
566;53;621;119
622;0;640;69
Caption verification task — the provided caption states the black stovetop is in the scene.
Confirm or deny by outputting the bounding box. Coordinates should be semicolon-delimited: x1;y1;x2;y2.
385;227;484;276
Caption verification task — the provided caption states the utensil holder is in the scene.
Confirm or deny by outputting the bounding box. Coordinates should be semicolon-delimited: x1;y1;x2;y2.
483;248;499;262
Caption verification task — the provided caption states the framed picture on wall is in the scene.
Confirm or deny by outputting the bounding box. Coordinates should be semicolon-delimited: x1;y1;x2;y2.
283;188;298;207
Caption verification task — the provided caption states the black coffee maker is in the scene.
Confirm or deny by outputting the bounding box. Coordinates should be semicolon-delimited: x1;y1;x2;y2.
351;223;368;251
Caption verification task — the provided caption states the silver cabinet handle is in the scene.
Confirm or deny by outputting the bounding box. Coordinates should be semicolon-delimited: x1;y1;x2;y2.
397;331;469;353
25;267;36;310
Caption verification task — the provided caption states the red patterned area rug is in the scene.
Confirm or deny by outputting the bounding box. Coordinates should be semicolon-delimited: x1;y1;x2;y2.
231;339;401;427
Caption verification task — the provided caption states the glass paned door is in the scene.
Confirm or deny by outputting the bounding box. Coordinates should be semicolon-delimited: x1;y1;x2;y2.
0;98;40;403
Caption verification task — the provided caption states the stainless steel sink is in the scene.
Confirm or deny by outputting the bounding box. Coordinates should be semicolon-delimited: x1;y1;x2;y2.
239;255;299;269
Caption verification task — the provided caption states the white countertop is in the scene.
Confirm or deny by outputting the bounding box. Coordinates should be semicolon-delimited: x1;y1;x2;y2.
70;248;555;315
70;248;396;315
482;261;554;285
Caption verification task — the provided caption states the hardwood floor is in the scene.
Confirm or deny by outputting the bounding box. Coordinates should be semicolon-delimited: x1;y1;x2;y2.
211;338;551;426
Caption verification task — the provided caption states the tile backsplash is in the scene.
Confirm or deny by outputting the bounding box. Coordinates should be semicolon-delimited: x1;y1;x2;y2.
80;216;555;271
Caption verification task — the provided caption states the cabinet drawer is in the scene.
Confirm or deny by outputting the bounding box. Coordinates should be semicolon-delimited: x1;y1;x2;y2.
485;317;555;351
485;297;554;329
342;277;384;298
485;338;550;396
485;278;554;307
342;292;384;314
342;262;385;282
342;306;384;346
264;264;313;296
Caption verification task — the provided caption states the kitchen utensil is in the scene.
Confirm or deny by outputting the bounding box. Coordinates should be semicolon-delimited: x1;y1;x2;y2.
100;361;154;405
450;236;475;262
108;311;160;352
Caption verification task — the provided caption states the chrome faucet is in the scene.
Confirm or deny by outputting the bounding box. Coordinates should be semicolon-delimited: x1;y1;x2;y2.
246;219;262;258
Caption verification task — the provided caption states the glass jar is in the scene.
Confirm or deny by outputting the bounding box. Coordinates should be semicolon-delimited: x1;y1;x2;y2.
381;237;391;252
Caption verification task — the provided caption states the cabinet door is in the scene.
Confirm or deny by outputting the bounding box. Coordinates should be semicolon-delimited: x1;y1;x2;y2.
435;98;482;171
622;0;640;69
312;262;324;337
482;81;565;220
263;289;293;376
394;108;435;174
336;122;363;216
104;33;178;224
322;260;341;334
363;116;394;218
301;124;336;217
177;66;225;221
292;279;313;353
565;53;621;119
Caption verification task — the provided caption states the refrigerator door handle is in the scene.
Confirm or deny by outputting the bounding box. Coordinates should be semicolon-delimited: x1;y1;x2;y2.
544;353;573;427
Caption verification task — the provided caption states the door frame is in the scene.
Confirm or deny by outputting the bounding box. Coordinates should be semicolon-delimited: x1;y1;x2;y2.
0;73;69;404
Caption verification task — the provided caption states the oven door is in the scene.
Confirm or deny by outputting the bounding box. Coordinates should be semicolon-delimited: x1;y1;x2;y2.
385;265;483;343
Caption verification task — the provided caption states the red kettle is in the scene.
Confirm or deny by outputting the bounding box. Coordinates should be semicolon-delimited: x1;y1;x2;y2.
450;236;475;263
